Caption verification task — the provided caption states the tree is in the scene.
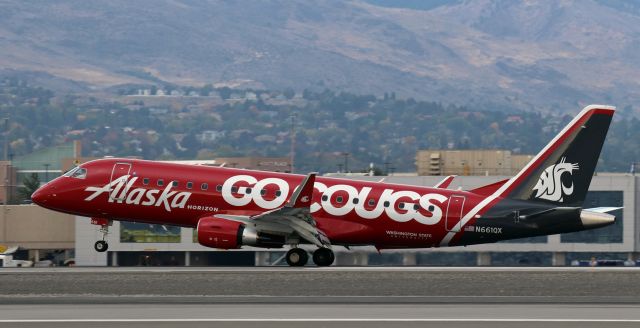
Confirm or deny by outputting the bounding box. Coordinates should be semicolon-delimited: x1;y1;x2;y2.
283;88;295;99
217;87;232;100
18;173;40;202
200;84;214;96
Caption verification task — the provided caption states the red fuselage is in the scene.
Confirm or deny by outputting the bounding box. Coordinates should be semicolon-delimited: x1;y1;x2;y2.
32;158;488;248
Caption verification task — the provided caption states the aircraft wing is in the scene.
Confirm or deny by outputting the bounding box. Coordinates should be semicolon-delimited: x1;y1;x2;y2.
215;172;331;248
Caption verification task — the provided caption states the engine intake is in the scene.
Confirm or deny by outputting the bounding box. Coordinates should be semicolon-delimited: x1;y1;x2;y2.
197;217;285;249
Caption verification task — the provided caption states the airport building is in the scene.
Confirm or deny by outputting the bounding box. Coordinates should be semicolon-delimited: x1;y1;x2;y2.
416;149;534;176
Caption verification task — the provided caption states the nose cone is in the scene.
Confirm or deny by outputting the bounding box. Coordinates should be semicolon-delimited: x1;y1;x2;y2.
31;184;50;207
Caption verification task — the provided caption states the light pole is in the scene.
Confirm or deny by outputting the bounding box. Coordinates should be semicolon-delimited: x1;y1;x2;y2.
43;163;50;182
342;152;350;173
290;114;296;174
384;162;392;176
2;117;8;161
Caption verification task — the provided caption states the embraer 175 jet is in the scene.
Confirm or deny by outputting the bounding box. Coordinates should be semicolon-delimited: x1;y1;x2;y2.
33;105;618;266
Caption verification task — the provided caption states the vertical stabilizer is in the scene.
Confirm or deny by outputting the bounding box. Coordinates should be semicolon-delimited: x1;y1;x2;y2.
500;105;615;207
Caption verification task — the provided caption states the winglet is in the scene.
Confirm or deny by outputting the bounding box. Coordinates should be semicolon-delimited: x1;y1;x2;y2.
434;175;456;189
286;173;317;208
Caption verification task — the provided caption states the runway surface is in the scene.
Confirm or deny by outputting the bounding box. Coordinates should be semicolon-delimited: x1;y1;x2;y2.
1;267;640;327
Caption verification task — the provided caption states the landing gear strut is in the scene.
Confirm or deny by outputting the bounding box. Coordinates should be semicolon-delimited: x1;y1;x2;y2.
312;248;334;266
286;248;308;266
91;218;112;253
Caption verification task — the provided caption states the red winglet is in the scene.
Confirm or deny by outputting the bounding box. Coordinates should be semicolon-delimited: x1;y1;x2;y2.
286;173;317;208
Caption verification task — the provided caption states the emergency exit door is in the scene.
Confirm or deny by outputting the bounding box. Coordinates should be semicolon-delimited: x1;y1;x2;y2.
109;162;132;201
445;195;466;232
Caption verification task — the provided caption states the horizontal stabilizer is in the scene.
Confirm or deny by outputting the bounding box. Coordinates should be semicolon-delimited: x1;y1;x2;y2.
470;179;510;196
583;207;623;213
434;175;456;189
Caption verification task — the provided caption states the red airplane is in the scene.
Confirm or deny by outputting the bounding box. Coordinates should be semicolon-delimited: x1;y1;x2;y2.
32;105;618;266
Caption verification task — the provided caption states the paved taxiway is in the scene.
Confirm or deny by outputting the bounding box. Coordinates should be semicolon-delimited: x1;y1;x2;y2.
2;267;640;327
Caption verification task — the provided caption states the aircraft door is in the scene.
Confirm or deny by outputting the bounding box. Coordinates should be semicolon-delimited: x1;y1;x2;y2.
445;195;465;232
109;162;132;202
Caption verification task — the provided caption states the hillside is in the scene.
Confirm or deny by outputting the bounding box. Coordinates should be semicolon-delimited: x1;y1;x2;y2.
1;0;639;112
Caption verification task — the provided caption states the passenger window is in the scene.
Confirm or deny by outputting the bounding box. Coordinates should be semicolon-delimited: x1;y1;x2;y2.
428;205;435;212
322;195;328;202
261;189;267;196
201;183;208;190
383;201;390;208
157;179;164;186
275;190;282;197
413;204;420;211
172;181;179;187
368;199;375;206
143;178;150;185
231;186;238;193
399;203;405;209
353;198;359;204
245;188;252;194
216;185;222;192
186;182;193;189
336;196;343;203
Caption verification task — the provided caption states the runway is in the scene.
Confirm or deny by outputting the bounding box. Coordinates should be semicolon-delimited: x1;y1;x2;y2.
1;267;640;327
2;303;640;328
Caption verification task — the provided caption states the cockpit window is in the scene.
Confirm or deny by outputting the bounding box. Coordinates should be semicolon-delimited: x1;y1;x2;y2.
63;166;79;177
70;168;87;179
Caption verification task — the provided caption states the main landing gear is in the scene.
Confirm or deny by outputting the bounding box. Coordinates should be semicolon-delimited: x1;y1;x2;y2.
285;247;334;266
286;248;308;266
91;218;112;253
312;247;334;266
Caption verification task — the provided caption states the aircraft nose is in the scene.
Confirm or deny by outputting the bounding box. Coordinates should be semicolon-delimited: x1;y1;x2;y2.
31;184;52;206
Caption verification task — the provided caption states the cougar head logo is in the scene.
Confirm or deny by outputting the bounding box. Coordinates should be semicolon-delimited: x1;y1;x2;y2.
532;157;579;202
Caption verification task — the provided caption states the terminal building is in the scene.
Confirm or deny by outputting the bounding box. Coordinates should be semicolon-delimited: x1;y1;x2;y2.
416;149;534;176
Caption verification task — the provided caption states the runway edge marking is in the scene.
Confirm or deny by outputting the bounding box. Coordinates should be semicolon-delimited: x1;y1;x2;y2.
2;319;640;323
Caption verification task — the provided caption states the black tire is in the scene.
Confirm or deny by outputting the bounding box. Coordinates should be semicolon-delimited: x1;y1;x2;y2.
286;248;308;266
312;248;334;266
94;240;109;252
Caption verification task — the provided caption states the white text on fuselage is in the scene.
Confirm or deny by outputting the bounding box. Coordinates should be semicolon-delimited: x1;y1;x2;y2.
223;175;449;225
84;176;191;212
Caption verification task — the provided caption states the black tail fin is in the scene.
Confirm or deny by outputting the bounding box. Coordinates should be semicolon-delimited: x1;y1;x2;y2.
499;105;615;207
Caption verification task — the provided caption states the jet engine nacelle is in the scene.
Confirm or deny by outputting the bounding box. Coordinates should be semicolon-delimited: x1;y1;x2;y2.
196;217;285;249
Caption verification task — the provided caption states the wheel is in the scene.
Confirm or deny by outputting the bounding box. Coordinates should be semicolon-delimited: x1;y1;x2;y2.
312;248;334;266
94;240;109;252
286;248;308;266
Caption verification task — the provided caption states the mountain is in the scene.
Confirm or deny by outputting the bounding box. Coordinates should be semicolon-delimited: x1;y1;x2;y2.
1;0;639;112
